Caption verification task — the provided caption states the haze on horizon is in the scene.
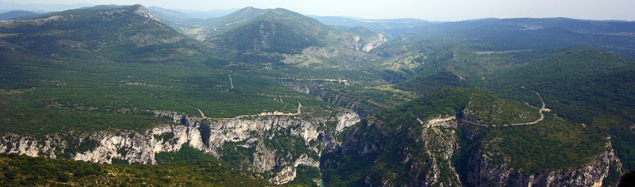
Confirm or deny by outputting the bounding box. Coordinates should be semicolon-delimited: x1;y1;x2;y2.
1;0;634;21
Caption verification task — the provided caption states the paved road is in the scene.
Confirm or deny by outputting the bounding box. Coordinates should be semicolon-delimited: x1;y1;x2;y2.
504;91;546;126
464;90;547;127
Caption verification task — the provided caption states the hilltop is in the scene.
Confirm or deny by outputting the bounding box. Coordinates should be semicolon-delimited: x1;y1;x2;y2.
0;4;202;62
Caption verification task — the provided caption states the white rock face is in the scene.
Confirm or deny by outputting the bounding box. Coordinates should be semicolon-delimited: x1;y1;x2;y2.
131;5;161;22
294;154;320;168
0;137;41;157
0;5;159;29
361;33;387;52
336;112;361;132
424;116;457;128
251;142;278;173
72;124;203;164
467;141;624;186
270;166;297;185
0;108;360;185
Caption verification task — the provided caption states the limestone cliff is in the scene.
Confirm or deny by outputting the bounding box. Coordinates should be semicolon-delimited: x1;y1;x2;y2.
322;117;461;186
0;108;359;185
464;140;623;187
323;116;624;186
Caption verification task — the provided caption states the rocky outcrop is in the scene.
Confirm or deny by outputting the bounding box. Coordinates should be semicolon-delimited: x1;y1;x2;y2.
321;116;461;187
360;33;387;52
323;114;624;187
270;166;297;185
73;124;205;164
0;124;204;165
130;4;161;22
0;108;359;185
336;112;360;132
0;135;49;158
362;119;461;186
0;5;159;28
465;141;623;187
421;116;457;128
0;4;199;62
311;87;374;119
283;79;392;120
327;29;387;53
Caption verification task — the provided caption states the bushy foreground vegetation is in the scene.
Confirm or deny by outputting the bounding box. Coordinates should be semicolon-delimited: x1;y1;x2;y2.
0;153;271;186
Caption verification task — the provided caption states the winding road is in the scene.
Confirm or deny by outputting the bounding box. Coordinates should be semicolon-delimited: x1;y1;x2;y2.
464;90;547;127
503;91;546;126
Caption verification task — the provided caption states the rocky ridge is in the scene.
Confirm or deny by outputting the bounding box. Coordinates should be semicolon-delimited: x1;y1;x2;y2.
0;5;200;61
464;139;623;186
325;114;624;186
0;108;359;185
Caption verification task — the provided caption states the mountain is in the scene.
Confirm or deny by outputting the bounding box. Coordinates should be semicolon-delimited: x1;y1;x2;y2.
149;7;388;55
148;6;192;20
479;47;635;172
387;44;633;126
389;44;635;172
419;17;635;34
311;16;430;29
207;7;387;58
311;16;433;39
481;45;634;123
199;7;270;37
147;6;196;28
0;10;42;20
147;6;269;42
179;8;239;18
322;88;621;186
208;8;331;54
364;18;635;84
406;18;635;58
0;4;202;62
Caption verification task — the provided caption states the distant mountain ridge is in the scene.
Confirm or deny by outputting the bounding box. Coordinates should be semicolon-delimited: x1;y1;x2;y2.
403;17;635;58
207;8;331;54
311;16;433;39
179;8;238;19
418;17;635;34
148;6;269;41
155;7;387;55
0;4;202;62
0;10;42;20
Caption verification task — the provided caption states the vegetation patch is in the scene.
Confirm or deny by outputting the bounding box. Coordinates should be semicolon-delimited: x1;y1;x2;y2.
155;143;217;164
0;153;270;186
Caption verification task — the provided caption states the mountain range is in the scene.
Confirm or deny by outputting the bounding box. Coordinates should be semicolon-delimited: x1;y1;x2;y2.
0;4;633;186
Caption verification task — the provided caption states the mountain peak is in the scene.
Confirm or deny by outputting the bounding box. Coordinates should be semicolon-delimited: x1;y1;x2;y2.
264;8;304;17
208;7;331;54
0;4;199;62
127;4;160;22
232;6;267;15
242;6;258;11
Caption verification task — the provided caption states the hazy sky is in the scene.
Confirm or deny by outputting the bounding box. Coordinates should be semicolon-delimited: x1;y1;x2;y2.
2;0;634;21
